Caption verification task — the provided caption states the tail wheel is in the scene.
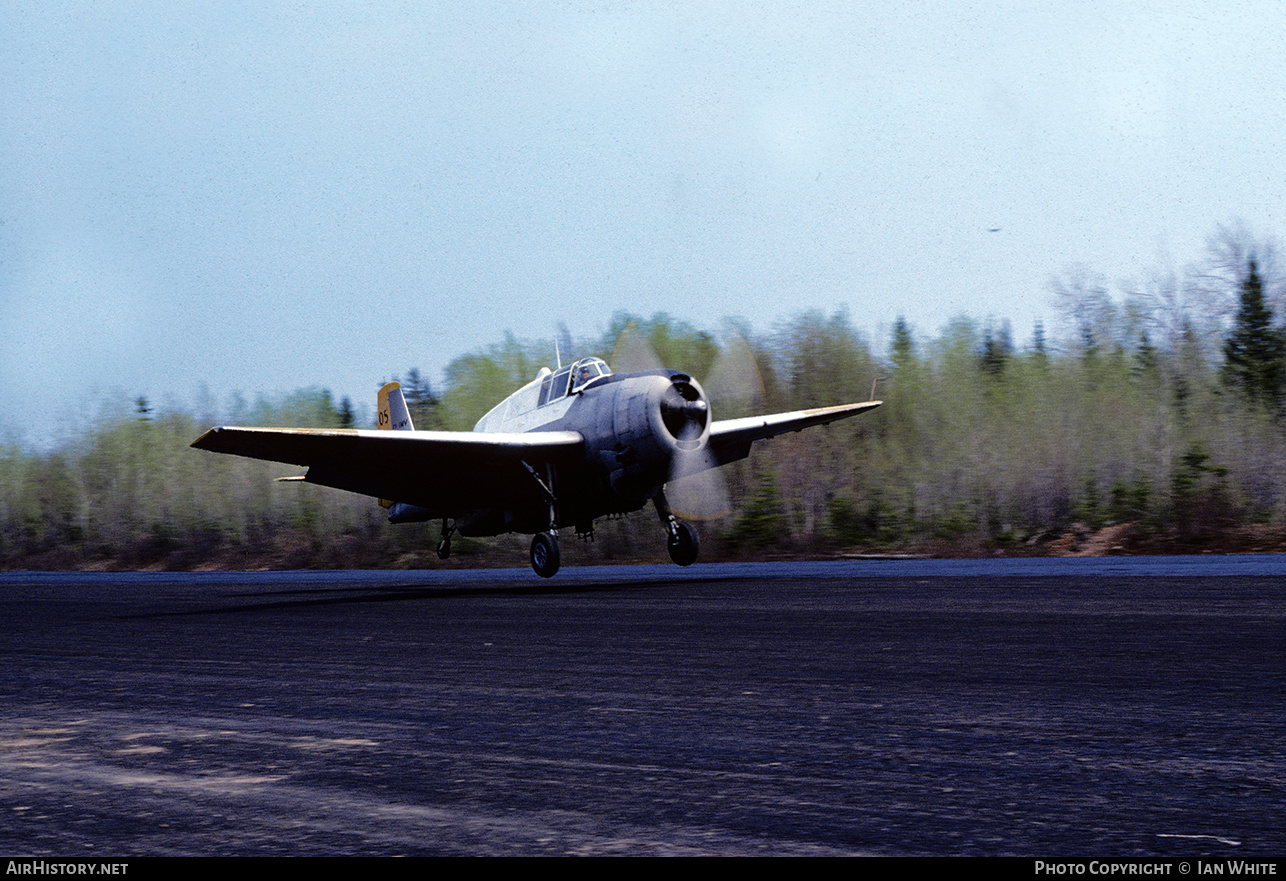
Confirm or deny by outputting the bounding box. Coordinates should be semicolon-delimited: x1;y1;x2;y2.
667;520;699;567
530;531;561;578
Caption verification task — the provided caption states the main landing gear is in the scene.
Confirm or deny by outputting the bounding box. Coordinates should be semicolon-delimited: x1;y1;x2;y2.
436;520;455;560
522;460;562;578
438;518;562;578
667;519;699;566
441;512;693;577
655;492;699;567
530;531;560;578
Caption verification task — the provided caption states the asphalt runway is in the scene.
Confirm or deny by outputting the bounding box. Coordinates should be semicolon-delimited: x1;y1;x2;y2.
2;560;1283;856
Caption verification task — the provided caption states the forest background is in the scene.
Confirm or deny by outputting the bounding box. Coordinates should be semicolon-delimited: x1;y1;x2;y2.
6;223;1286;571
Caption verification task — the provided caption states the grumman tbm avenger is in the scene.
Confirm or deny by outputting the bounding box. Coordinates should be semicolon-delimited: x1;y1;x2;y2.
191;353;881;577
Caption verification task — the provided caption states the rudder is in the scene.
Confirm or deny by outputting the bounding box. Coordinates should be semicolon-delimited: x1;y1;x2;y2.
378;381;415;432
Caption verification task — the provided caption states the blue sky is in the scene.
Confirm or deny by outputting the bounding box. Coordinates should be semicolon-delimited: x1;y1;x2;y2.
3;2;1285;440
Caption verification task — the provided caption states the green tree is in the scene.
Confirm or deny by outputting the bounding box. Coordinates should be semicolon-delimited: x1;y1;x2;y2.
1222;259;1285;410
602;312;719;379
401;368;443;429
440;332;555;429
979;321;1013;378
890;316;915;369
725;473;789;550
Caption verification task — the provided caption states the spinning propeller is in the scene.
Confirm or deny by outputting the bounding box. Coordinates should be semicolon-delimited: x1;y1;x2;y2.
611;323;764;519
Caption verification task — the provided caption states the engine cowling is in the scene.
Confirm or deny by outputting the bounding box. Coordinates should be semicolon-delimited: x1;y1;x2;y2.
588;371;712;505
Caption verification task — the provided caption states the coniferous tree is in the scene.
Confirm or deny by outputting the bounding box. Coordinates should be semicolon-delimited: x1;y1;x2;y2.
402;368;443;429
1222;259;1286;409
979;322;1013;378
337;397;355;428
890;316;914;369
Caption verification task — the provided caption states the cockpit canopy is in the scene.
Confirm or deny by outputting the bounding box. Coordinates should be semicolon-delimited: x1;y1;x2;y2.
539;357;612;406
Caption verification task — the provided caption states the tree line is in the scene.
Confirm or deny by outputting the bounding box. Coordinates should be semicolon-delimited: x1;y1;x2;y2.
5;223;1286;569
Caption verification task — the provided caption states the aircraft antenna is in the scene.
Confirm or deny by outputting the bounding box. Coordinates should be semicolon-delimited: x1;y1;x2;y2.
556;322;574;368
870;374;888;401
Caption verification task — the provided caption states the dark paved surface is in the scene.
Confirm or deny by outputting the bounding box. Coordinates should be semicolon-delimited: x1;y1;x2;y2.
1;561;1283;856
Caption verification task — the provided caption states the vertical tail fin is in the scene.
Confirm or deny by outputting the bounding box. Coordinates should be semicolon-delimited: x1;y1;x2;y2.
378;381;415;432
377;382;414;509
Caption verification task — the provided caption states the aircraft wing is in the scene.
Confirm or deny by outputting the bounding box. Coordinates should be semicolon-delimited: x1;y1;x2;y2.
707;400;882;466
190;426;584;514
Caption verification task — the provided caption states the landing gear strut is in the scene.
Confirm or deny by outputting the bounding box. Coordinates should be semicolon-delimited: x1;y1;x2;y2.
436;520;455;560
530;531;560;578
522;460;562;578
655;492;699;567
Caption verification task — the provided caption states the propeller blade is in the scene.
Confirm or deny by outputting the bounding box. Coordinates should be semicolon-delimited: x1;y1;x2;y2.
610;322;663;374
666;447;732;521
703;331;764;418
670;330;763;518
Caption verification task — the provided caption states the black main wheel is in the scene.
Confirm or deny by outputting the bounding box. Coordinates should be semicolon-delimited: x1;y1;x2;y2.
530;531;561;578
667;520;699;567
436;539;451;560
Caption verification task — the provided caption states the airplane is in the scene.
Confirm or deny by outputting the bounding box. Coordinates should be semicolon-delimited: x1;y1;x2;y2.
191;354;882;577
